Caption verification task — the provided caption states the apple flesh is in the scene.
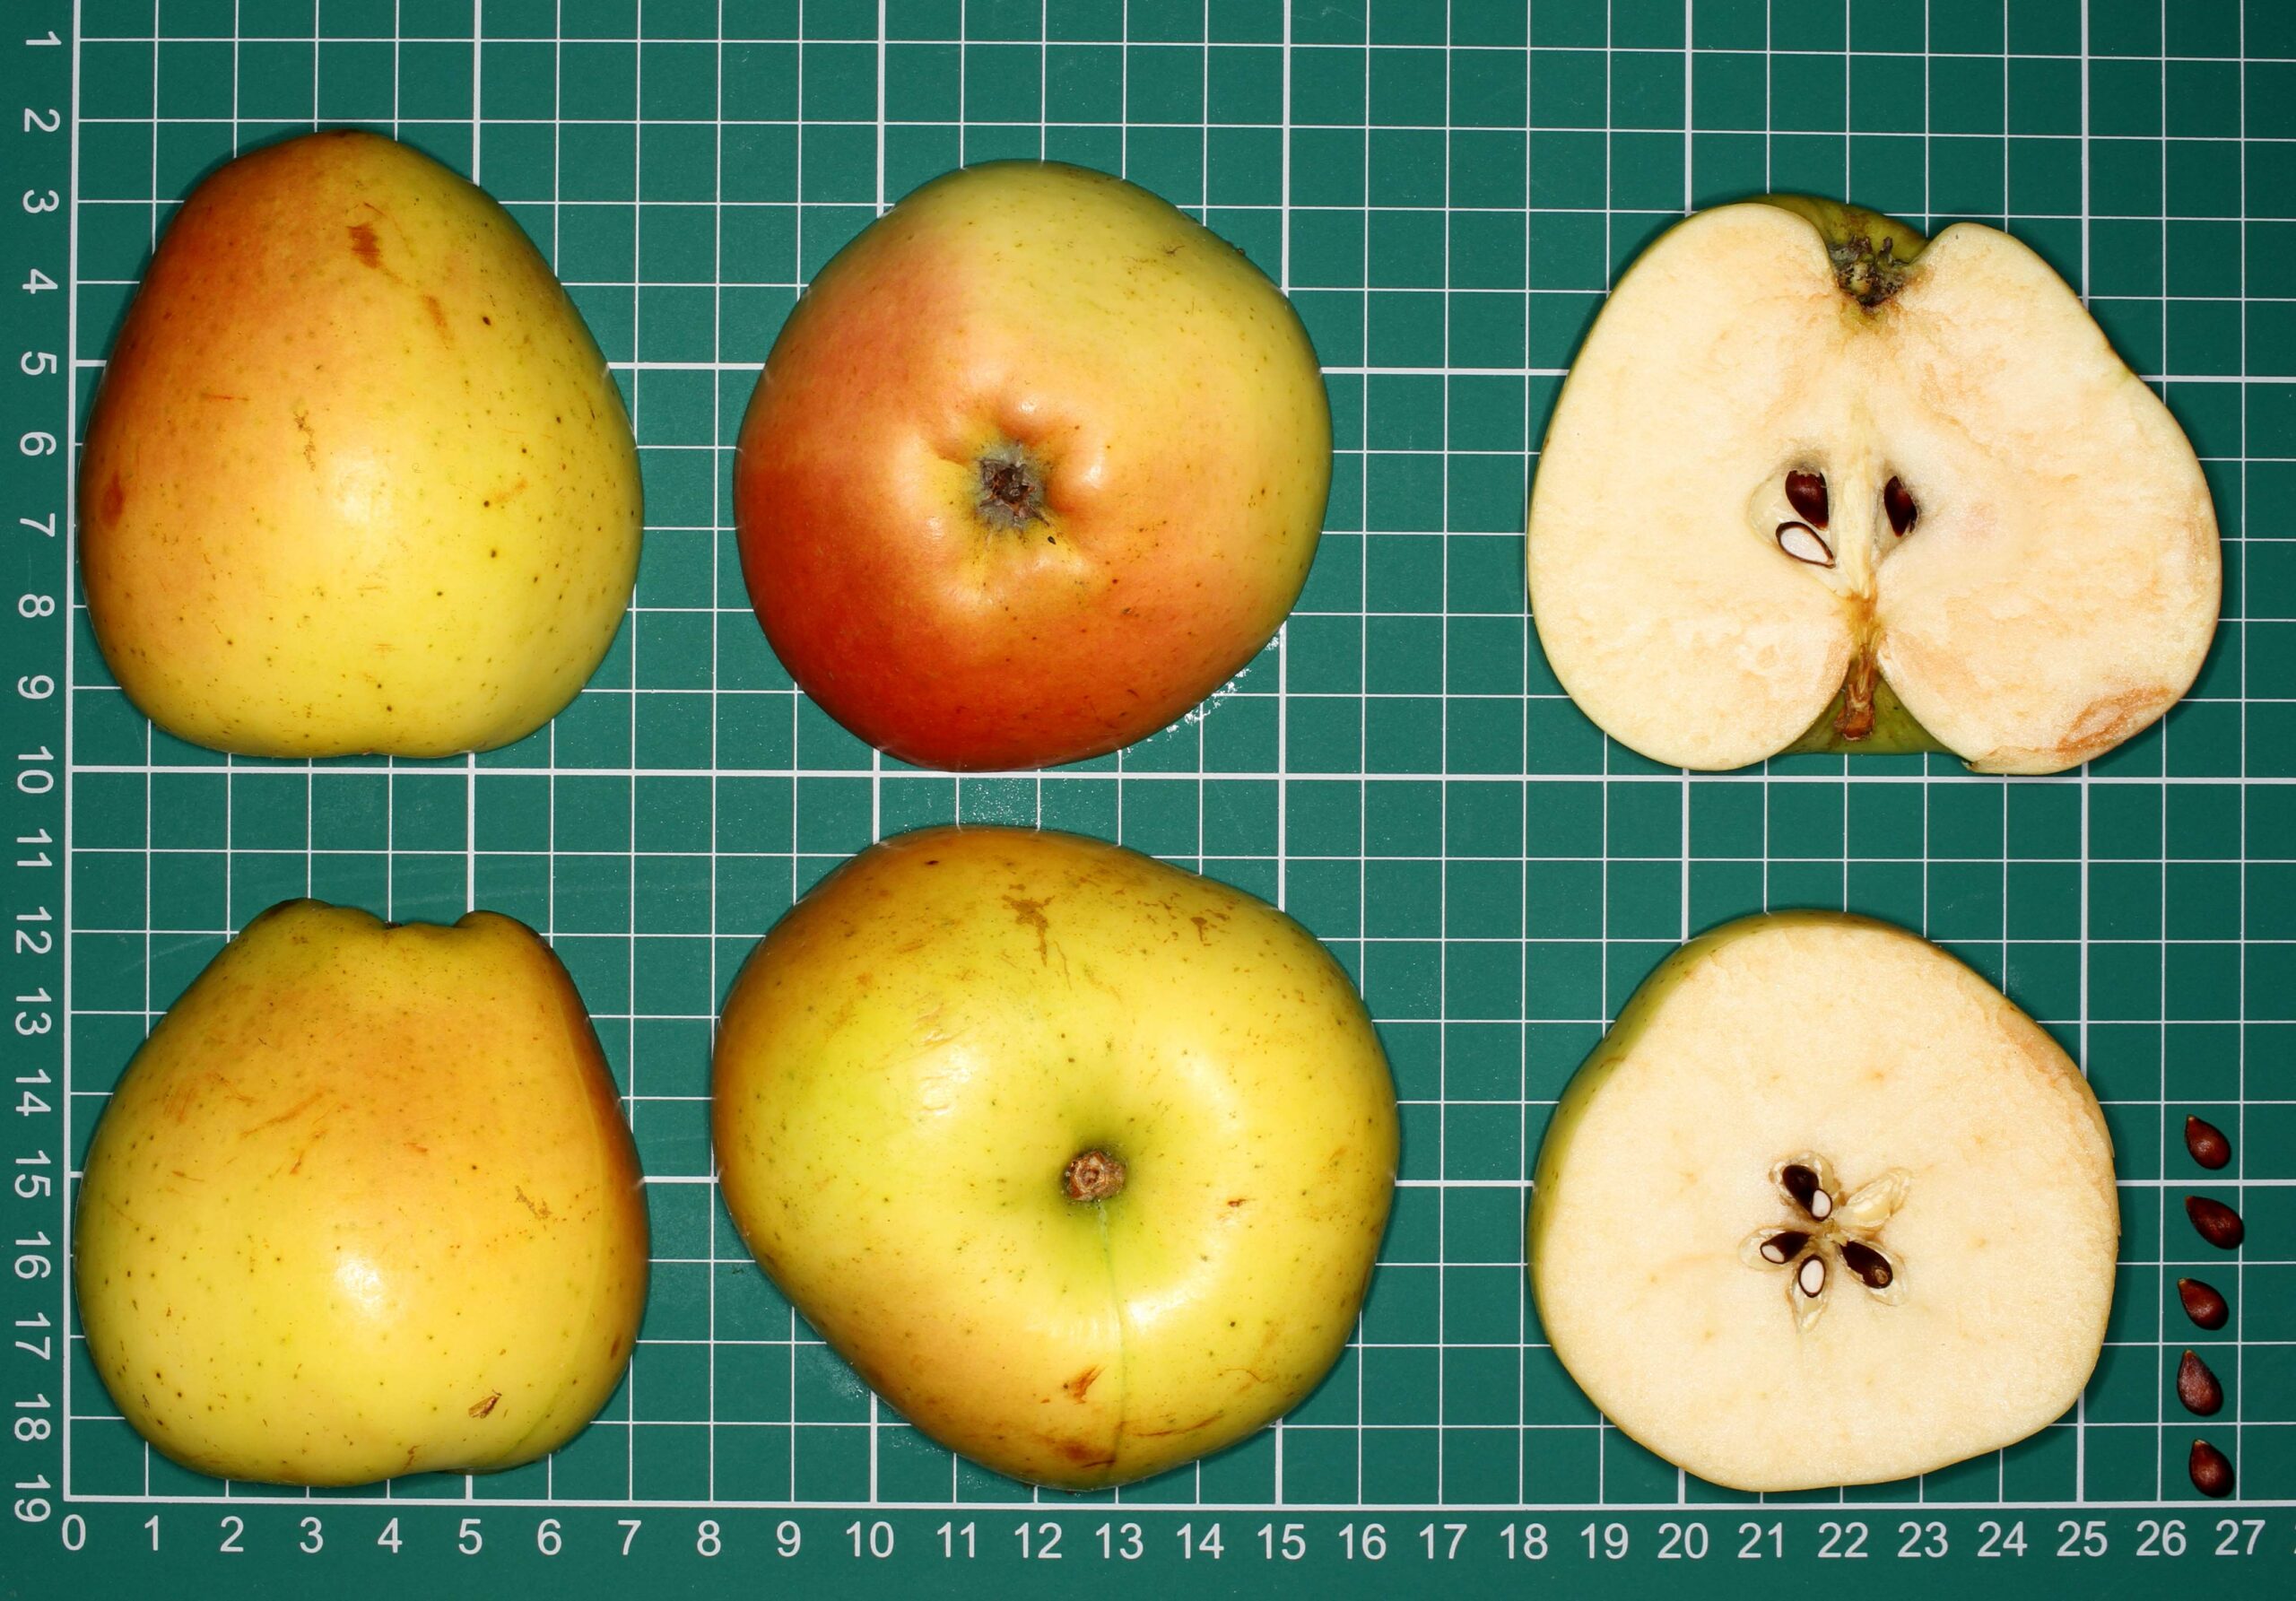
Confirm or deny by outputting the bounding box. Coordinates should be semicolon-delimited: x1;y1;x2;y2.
80;130;642;758
1528;912;2118;1492
733;161;1330;771
1526;196;2219;773
74;901;648;1485
711;826;1396;1488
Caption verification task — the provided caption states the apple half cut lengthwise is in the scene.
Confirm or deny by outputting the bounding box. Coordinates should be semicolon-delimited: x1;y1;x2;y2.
1526;196;2220;773
1527;912;2118;1492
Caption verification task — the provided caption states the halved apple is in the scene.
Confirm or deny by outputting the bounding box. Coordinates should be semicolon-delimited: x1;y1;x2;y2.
1526;197;2219;773
1528;912;2118;1492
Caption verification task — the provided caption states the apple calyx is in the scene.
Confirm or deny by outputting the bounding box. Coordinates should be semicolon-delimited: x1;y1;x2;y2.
1830;232;1912;308
975;442;1050;533
1063;1148;1126;1203
1738;1153;1910;1333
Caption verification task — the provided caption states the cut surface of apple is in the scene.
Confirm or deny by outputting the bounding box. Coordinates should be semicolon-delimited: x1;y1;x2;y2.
712;826;1396;1489
1526;197;2219;773
1528;912;2118;1492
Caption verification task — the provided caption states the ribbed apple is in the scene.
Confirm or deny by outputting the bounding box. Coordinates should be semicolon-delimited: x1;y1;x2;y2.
733;162;1330;771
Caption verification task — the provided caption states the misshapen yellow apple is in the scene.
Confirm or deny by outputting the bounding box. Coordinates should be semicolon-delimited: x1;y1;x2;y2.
75;902;648;1485
712;827;1396;1488
80;130;641;757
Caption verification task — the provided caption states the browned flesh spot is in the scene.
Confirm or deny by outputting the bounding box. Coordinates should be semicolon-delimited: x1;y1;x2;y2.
1133;1412;1224;1439
513;1187;552;1220
2057;688;2163;760
1004;894;1051;961
349;222;381;268
1052;1436;1117;1468
468;1391;501;1418
100;473;125;524
1063;1367;1100;1402
423;295;450;337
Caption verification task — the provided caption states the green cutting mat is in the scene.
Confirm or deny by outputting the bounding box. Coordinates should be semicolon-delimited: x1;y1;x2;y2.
4;1;2295;1597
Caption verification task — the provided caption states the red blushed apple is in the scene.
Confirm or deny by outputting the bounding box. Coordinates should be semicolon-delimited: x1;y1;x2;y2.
733;161;1331;771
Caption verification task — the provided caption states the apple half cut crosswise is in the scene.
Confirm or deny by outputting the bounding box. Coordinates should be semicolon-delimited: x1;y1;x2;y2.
711;826;1397;1490
1526;197;2219;773
1528;912;2118;1492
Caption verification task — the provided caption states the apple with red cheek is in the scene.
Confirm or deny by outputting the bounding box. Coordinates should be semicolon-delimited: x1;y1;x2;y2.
733;161;1331;771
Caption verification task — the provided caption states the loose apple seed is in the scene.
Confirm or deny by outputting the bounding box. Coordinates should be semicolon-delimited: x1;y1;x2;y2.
1775;521;1833;567
1883;475;1918;536
1786;470;1830;527
2185;1115;2231;1170
2187;1196;2244;1249
2189;1440;2235;1499
2179;1277;2231;1331
2178;1350;2223;1417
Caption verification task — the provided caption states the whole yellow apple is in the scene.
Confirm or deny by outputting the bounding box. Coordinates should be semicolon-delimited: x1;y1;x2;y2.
74;901;648;1485
734;161;1331;770
79;129;642;758
712;825;1396;1490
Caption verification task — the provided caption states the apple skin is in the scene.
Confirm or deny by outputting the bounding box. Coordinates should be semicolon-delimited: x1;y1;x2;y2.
79;129;641;758
733;161;1330;771
711;826;1396;1489
74;901;648;1486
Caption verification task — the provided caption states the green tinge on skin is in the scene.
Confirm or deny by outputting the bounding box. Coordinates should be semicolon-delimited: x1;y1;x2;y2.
1782;674;1949;757
1752;194;1931;272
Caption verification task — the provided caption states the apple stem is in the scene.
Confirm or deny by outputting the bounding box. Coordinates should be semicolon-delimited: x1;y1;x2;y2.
1063;1149;1126;1203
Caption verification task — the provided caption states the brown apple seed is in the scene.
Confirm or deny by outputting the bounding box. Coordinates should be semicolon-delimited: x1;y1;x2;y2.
2186;1115;2232;1170
2179;1277;2231;1331
1883;475;1918;535
1839;1239;1894;1290
1786;470;1829;527
2189;1439;2235;1499
1758;1230;1811;1265
1781;1163;1833;1219
2187;1196;2245;1250
2178;1350;2224;1417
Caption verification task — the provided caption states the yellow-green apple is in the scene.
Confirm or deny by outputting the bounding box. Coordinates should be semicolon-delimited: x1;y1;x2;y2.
80;129;641;758
1529;911;2118;1491
1526;196;2218;772
733;161;1329;770
74;901;648;1485
711;825;1396;1488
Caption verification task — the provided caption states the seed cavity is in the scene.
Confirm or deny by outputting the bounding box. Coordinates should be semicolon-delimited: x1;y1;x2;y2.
2188;1439;2235;1499
2185;1115;2231;1170
1839;1239;1894;1289
2187;1196;2244;1250
1775;520;1833;567
1796;1255;1826;1297
2178;1277;2230;1331
1785;470;1829;527
2178;1350;2224;1417
1883;475;1918;536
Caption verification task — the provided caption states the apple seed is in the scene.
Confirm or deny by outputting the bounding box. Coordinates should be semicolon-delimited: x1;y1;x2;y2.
2187;1196;2244;1250
1796;1254;1826;1297
1774;521;1833;568
1062;1148;1127;1204
2178;1277;2230;1331
1785;470;1830;528
2185;1115;2231;1170
1781;1163;1833;1220
1758;1229;1811;1265
1883;475;1918;536
1839;1239;1894;1290
2188;1439;2235;1499
2177;1350;2223;1417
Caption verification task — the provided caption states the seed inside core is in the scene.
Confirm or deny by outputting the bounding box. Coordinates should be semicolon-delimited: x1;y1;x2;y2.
1063;1149;1126;1204
1775;520;1833;567
1796;1255;1826;1297
1781;1164;1830;1218
1759;1229;1810;1265
1839;1240;1894;1289
1785;470;1830;527
1883;475;1918;536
